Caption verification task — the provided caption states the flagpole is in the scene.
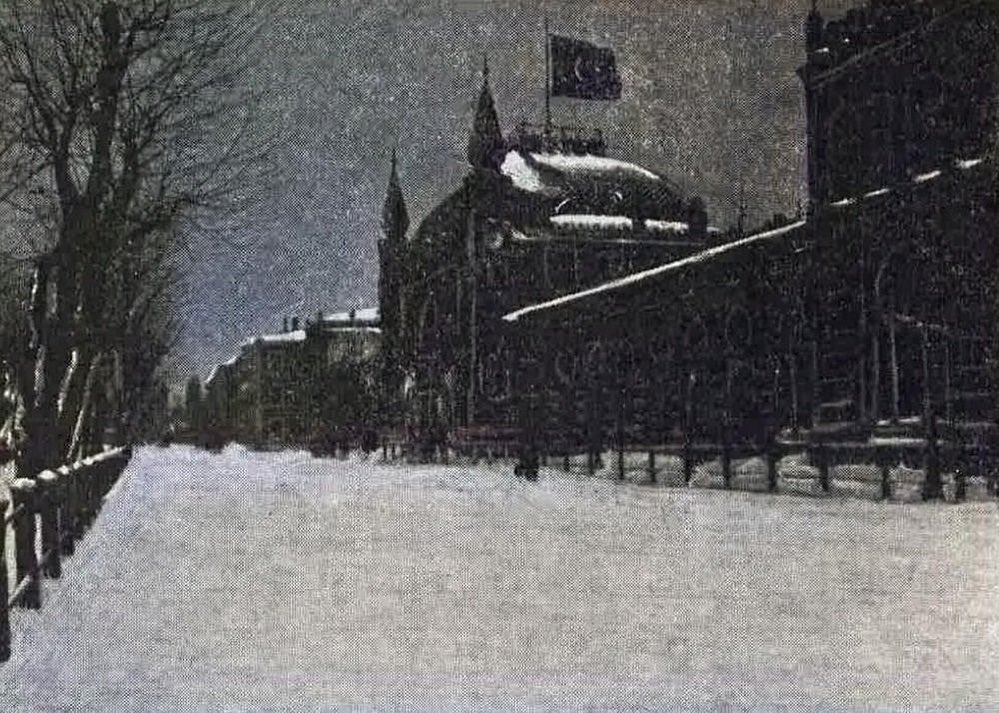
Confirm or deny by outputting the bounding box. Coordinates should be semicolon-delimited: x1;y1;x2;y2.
543;16;552;138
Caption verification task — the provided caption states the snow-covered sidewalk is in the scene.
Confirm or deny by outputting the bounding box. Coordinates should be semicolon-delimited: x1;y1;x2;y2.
1;445;997;711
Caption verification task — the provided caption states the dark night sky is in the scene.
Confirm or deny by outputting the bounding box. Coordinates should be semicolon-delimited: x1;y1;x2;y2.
176;0;857;381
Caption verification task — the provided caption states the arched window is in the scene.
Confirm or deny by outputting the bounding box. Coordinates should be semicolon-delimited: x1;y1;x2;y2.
724;306;753;353
554;351;577;386
684;313;707;353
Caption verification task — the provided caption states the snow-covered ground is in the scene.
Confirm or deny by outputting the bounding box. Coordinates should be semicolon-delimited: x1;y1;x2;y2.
1;445;997;712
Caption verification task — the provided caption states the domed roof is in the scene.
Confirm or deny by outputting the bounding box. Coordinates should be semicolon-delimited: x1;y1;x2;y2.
499;149;686;221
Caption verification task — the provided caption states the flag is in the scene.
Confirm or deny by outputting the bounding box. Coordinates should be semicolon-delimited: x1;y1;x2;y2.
550;35;621;100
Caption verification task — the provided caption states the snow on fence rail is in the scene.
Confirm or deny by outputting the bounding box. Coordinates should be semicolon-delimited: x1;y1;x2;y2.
373;418;998;503
0;447;131;663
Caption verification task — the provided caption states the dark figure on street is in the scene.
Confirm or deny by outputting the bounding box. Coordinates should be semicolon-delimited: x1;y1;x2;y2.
514;445;539;481
360;427;378;454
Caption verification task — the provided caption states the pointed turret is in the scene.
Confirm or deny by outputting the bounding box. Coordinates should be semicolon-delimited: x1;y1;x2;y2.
805;0;824;53
381;147;409;243
466;55;505;172
379;149;409;404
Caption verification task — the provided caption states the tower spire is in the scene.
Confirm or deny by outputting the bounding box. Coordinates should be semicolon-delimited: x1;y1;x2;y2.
378;149;408;408
382;149;409;242
467;54;504;171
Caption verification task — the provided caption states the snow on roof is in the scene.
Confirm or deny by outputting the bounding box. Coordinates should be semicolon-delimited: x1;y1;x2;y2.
253;329;307;345
206;353;241;386
956;157;984;170
509;227;685;247
913;169;942;184
644;219;688;233
529;153;661;181
508;227;535;242
550;214;633;230
326;326;382;334
826;157;990;212
503;219;806;322
500;151;545;193
320;306;379;324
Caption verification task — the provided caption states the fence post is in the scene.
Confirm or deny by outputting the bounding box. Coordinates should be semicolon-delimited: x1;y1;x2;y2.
684;371;695;485
766;440;778;494
814;445;830;493
57;465;76;555
78;457;94;529
955;465;966;502
70;462;88;542
1;494;10;661
722;360;733;489
921;326;943;501
37;470;62;579
880;456;892;500
10;479;41;609
981;445;997;498
98;455;113;501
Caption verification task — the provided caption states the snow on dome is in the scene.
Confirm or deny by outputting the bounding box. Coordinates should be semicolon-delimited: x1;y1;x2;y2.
863;187;891;199
913;169;942;184
550;214;633;230
530;153;661;181
830;197;856;208
644;219;688;233
500;151;545;193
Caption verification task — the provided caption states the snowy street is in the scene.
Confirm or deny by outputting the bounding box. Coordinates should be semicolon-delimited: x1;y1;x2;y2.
2;445;997;711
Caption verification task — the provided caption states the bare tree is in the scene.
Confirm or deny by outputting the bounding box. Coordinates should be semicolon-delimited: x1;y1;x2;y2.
0;0;263;475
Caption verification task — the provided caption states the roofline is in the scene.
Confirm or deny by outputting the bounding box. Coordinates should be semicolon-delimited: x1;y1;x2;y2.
803;8;958;90
500;151;990;324
501;220;807;323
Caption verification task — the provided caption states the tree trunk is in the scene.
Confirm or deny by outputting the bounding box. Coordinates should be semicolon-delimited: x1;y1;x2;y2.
18;256;82;478
65;352;103;462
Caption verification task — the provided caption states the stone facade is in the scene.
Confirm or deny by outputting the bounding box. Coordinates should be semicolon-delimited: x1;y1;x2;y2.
389;67;715;438
203;310;381;448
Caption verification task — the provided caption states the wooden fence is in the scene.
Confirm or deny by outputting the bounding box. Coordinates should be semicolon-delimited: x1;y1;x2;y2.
0;447;131;663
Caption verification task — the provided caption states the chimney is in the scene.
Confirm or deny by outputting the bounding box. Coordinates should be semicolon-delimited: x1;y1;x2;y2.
291;316;299;332
282;316;289;333
349;308;356;323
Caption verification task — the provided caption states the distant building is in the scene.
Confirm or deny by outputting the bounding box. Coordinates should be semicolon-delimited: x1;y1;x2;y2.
305;308;382;438
203;310;381;448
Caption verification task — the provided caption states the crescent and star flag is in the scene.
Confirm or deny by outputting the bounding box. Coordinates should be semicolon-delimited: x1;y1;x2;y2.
550;35;621;100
